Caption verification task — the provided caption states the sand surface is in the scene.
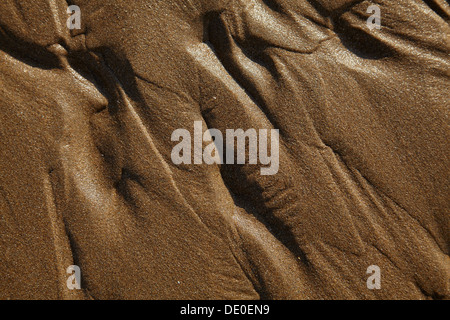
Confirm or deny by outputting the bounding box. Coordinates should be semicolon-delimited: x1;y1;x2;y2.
0;0;449;299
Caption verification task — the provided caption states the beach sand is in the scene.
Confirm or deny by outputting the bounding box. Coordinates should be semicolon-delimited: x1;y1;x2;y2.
0;0;449;299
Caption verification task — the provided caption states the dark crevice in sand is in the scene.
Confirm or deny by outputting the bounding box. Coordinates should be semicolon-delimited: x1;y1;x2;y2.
66;51;101;80
367;174;442;250
225;225;263;299
44;168;88;299
43;171;66;298
1;0;449;299
261;0;284;14
0;25;61;69
332;21;394;60
0;186;16;234
63;228;82;279
263;41;329;55
229;195;313;299
0;186;13;213
231;191;311;269
202;10;225;44
78;53;122;113
86;49;228;245
86;49;147;110
304;0;331;18
205;19;283;132
383;193;445;254
236;246;267;299
114;168;146;207
363;157;441;255
423;0;450;21
225;166;313;269
317;139;450;277
320;140;441;250
429;291;448;301
134;73;192;104
353;164;448;265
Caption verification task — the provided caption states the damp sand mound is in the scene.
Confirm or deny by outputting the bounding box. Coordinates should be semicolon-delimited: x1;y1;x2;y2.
0;0;449;299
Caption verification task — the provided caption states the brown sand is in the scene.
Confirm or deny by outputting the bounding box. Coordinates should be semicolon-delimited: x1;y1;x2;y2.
0;0;449;299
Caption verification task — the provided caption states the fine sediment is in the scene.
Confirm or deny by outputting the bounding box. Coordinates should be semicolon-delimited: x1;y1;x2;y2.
0;0;449;299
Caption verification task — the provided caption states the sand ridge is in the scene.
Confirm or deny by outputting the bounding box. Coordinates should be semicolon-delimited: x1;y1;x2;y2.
0;0;449;299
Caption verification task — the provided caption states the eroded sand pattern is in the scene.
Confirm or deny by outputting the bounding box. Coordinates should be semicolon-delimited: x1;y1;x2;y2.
0;0;449;300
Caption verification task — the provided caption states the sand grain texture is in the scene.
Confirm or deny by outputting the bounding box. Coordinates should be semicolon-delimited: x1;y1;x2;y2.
0;0;449;299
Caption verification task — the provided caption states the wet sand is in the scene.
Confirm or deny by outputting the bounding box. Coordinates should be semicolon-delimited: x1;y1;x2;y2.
0;0;449;299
